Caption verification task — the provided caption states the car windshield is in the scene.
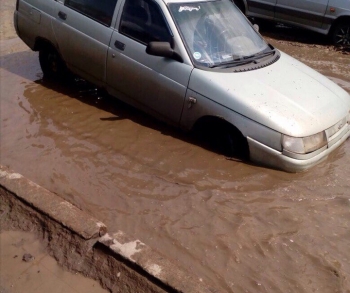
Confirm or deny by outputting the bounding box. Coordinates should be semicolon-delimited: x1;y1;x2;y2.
168;0;269;67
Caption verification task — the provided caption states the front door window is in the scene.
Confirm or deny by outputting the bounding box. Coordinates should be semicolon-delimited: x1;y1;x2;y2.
119;0;172;44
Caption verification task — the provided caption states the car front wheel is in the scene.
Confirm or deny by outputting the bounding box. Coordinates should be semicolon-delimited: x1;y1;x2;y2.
332;21;350;46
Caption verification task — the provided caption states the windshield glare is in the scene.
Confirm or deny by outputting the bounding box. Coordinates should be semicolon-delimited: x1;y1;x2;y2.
169;0;269;67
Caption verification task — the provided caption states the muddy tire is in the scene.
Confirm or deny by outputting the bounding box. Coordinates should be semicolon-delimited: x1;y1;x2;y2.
224;126;249;160
331;21;350;46
39;47;68;79
193;118;249;160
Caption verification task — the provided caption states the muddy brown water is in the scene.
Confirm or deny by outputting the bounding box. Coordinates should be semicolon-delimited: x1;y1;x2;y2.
1;3;350;292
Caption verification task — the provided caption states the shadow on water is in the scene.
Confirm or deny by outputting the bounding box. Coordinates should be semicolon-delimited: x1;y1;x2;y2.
38;76;177;132
0;49;249;163
41;76;250;162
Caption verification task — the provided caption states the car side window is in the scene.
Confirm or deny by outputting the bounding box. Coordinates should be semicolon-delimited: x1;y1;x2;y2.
120;0;172;44
65;0;118;26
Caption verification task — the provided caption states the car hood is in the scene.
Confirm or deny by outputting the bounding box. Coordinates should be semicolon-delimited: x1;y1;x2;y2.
188;51;350;137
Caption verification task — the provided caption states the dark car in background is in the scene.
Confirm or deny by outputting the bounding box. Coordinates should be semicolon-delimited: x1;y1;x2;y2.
232;0;350;45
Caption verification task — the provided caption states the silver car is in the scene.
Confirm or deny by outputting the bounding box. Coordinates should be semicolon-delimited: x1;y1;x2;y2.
232;0;350;45
14;0;350;172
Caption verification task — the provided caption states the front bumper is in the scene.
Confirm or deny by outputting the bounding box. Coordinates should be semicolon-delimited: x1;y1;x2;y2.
248;126;350;172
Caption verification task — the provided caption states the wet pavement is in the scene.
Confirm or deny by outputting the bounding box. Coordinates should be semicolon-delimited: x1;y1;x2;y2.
1;2;350;292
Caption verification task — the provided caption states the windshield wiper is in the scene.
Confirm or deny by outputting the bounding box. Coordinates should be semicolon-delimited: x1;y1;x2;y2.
209;59;255;68
209;49;276;69
242;49;275;60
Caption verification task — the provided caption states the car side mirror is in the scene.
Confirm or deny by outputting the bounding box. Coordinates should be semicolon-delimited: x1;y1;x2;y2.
146;42;183;62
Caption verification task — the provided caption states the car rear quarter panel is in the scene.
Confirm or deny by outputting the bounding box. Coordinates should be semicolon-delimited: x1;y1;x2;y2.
16;0;56;50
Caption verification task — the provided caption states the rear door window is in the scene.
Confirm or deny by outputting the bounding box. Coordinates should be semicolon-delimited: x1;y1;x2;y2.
65;0;118;26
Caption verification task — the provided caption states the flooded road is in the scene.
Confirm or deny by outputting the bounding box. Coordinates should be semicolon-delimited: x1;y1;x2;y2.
1;2;350;292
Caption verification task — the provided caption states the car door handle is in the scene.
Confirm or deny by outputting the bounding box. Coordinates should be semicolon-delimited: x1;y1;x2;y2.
58;11;67;20
114;40;125;51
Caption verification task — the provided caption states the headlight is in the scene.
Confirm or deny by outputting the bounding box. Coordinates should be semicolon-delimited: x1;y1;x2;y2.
282;131;327;154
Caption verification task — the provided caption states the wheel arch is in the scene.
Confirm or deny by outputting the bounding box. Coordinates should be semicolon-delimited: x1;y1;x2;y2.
331;15;350;30
192;115;241;133
329;15;350;43
33;37;59;53
191;115;250;159
35;37;70;79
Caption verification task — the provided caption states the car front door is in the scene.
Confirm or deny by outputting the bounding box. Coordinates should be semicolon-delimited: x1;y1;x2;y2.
52;0;119;85
246;0;277;19
275;0;329;29
106;0;193;126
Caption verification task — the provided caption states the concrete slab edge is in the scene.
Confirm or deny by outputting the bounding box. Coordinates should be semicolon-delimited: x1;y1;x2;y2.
0;165;219;293
98;232;217;293
0;165;106;240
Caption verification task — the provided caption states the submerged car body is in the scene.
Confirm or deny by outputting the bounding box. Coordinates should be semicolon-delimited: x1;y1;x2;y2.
14;0;350;172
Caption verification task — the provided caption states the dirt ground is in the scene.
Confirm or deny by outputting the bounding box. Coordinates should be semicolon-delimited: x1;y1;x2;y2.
1;1;350;292
0;230;108;293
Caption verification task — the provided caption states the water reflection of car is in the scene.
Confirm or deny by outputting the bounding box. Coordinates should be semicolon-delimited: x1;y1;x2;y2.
232;0;350;45
14;0;350;172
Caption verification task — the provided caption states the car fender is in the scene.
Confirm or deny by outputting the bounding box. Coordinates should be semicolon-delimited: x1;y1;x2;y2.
180;89;282;151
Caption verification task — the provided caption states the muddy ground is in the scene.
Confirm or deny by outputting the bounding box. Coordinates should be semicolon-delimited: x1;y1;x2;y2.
1;1;350;292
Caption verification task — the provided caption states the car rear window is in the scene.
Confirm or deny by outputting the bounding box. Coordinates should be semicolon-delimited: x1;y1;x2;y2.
65;0;118;26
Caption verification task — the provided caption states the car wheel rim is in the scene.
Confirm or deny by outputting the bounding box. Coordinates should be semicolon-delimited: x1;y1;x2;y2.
335;25;350;45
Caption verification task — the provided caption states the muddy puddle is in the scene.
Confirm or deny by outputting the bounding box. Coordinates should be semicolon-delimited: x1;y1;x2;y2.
1;3;350;292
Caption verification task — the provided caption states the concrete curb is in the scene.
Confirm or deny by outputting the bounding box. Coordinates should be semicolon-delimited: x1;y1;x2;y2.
0;165;218;293
0;167;106;240
99;232;215;293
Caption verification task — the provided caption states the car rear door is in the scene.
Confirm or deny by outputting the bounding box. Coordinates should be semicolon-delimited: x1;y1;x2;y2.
106;0;192;126
52;0;119;85
246;0;277;19
275;0;329;29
